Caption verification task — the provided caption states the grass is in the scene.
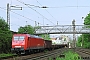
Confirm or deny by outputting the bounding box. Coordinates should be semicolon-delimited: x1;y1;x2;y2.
49;50;81;60
0;53;14;58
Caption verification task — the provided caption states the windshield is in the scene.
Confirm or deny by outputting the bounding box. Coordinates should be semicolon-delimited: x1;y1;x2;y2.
14;36;25;41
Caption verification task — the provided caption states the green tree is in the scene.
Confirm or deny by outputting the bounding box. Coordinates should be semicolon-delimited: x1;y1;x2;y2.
34;26;41;33
77;35;82;47
83;13;90;48
0;17;12;53
39;34;50;40
84;13;90;25
18;25;34;34
77;13;90;48
82;34;90;48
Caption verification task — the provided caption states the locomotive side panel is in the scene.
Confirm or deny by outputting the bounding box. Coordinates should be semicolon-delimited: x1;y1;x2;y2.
27;37;44;49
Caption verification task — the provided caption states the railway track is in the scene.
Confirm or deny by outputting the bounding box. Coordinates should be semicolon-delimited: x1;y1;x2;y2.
2;48;68;60
26;48;67;60
23;48;88;60
4;48;90;60
75;48;90;60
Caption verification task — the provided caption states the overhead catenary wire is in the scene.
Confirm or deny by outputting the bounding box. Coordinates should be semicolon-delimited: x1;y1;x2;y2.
36;0;58;25
16;0;55;25
0;6;43;26
1;5;90;9
10;11;43;25
0;7;26;27
10;16;26;27
0;7;29;27
0;7;21;27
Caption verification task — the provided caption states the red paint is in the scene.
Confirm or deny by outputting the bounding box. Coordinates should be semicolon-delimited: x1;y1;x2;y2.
12;34;44;50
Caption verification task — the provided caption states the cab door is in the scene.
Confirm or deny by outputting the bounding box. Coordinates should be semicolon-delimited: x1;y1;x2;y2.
27;37;31;49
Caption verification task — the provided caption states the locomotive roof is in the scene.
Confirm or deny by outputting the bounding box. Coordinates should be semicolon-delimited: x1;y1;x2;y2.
27;34;42;39
13;34;43;39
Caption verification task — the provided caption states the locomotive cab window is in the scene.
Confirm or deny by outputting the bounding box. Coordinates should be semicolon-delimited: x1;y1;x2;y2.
19;36;24;40
14;36;25;41
14;36;19;40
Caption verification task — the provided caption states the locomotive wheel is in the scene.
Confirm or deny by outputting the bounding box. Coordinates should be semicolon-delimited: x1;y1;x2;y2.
16;52;21;55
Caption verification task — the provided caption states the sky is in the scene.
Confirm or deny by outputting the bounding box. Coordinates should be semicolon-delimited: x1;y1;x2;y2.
0;0;90;32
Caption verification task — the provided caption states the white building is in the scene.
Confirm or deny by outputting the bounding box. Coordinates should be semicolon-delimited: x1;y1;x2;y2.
52;35;71;45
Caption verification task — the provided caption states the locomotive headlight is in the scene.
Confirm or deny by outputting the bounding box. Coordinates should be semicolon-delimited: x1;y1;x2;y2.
15;46;21;48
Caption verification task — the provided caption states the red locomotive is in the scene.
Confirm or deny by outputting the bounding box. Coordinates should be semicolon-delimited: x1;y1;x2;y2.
11;34;51;54
11;34;67;54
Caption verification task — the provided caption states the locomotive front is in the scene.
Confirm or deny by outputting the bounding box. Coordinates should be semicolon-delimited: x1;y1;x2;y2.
11;34;26;54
